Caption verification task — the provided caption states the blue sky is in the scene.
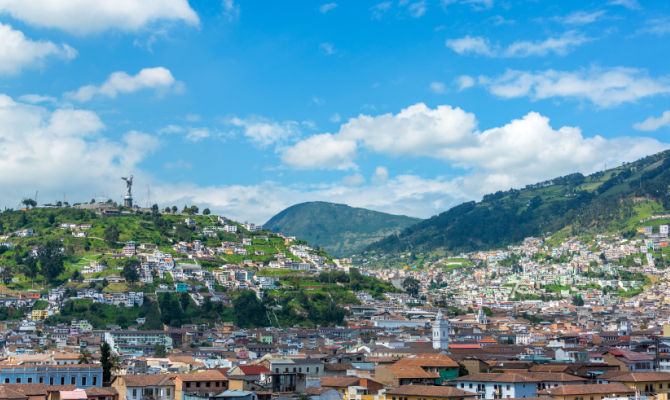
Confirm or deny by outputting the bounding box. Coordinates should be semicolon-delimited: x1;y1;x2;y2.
0;0;669;222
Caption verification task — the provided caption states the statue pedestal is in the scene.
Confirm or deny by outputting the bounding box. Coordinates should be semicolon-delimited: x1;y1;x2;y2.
124;196;133;208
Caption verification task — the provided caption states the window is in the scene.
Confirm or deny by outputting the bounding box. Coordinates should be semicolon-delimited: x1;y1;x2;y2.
307;367;310;373
82;377;87;386
4;379;8;384
196;382;200;388
71;376;76;385
133;389;137;397
61;377;65;385
206;382;210;388
93;376;97;386
167;389;171;396
469;384;473;389
507;385;510;390
316;367;319;373
39;377;44;383
461;384;465;388
275;368;279;373
16;378;21;383
50;377;54;385
27;378;32;383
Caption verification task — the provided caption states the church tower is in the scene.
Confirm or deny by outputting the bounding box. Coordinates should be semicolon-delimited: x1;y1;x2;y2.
432;310;450;350
477;307;488;325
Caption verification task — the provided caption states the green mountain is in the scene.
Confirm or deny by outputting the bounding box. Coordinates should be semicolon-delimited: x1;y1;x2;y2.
264;201;422;257
366;149;670;256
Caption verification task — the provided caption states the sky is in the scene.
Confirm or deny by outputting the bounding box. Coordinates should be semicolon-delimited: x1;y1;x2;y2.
1;0;669;223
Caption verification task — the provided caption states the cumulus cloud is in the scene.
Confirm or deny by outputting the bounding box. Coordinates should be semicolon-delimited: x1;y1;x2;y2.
0;0;199;34
281;133;357;170
0;23;76;75
0;94;158;206
407;1;427;18
65;67;178;102
478;67;670;107
634;111;670;131
319;3;338;13
446;32;589;57
228;117;300;148
319;42;336;55
280;103;665;201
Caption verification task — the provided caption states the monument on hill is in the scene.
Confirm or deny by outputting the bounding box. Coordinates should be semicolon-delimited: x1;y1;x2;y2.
122;175;133;208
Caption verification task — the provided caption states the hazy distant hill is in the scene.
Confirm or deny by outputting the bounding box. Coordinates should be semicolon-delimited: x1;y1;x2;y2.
366;149;670;256
264;201;421;257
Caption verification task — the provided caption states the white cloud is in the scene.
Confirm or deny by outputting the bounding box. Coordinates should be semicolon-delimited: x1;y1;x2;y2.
608;0;641;9
280;103;665;203
330;113;342;123
429;81;447;94
0;0;199;34
0;94;158;206
319;42;336;55
446;32;589;57
456;75;475;90
558;10;606;25
634;111;670;131
407;1;427;18
479;67;670;107
0;23;76;75
18;94;57;104
372;166;389;184
222;0;240;21
65;67;178;102
445;36;494;56
371;2;392;19
185;128;211;142
281;133;357;170
228;117;299;147
342;173;365;186
319;3;338;13
637;18;670;36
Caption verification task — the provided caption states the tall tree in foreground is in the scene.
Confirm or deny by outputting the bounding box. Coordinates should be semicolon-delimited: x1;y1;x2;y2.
100;342;118;385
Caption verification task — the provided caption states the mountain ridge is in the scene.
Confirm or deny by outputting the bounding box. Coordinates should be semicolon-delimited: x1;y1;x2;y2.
264;201;421;257
365;149;670;257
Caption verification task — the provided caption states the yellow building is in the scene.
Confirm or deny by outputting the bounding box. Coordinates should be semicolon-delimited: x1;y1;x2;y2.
30;309;49;321
537;383;634;400
603;371;670;400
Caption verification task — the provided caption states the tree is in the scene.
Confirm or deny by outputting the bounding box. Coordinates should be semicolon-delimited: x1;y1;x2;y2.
24;256;39;280
151;204;159;214
233;291;268;328
78;349;93;364
572;295;584;306
103;224;120;247
402;277;420;297
37;240;64;280
100;342;118;384
164;206;171;213
121;259;140;283
202;208;211;215
154;344;167;358
171;206;178;213
0;266;13;284
21;198;37;209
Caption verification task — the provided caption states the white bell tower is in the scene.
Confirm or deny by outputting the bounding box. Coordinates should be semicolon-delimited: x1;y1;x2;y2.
432;310;450;350
477;307;488;325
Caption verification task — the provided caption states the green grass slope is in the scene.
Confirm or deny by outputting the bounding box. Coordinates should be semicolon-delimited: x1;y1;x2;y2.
366;149;670;256
264;201;421;257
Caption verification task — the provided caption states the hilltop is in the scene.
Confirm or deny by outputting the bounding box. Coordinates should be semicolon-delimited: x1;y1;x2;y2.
365;149;670;258
0;205;397;328
264;201;421;257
